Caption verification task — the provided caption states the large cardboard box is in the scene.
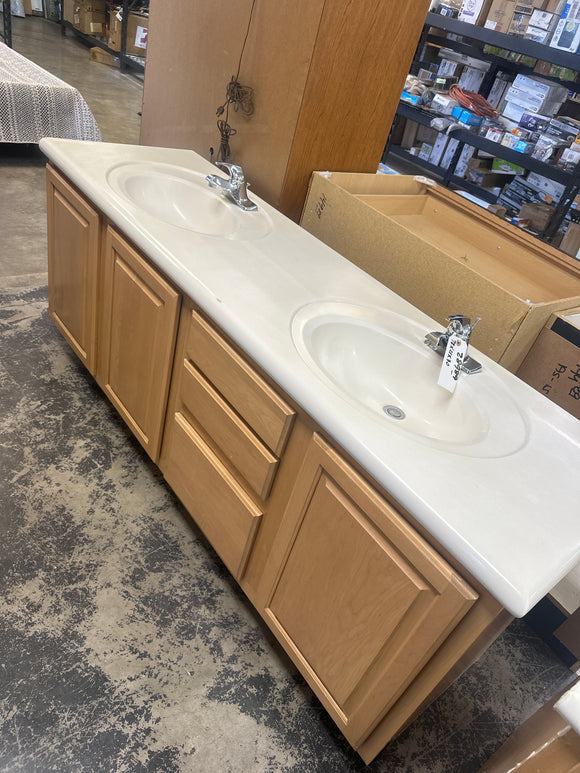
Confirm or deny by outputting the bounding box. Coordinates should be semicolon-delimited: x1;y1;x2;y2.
301;173;580;372
73;0;106;35
484;0;517;31
108;10;148;55
516;309;580;419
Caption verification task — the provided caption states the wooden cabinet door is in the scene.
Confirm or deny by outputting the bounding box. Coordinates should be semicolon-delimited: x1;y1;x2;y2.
258;433;478;749
46;165;100;374
98;226;181;461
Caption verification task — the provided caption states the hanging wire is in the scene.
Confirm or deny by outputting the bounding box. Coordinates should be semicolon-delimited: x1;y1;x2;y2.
215;0;257;162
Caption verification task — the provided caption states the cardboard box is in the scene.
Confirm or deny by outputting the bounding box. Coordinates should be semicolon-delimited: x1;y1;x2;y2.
518;200;555;229
22;0;32;14
301;172;580;371
485;0;517;30
551;2;580;51
516;310;580;419
459;0;493;23
560;220;580;257
63;0;74;22
90;46;119;67
108;10;148;55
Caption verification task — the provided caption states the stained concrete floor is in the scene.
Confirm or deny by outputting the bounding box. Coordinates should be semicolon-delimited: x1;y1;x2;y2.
1;14;142;279
0;16;577;773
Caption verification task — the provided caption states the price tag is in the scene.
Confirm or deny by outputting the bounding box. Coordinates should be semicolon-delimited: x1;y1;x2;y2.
438;336;467;393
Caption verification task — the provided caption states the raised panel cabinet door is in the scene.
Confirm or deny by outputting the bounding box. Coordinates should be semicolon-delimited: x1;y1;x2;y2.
260;433;478;749
98;226;181;461
46;165;100;374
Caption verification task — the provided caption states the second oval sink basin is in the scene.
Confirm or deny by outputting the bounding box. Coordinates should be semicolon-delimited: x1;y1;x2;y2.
292;301;528;458
106;161;271;240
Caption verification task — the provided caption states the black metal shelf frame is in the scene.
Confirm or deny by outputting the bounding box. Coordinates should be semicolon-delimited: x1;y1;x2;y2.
2;0;12;47
385;12;580;241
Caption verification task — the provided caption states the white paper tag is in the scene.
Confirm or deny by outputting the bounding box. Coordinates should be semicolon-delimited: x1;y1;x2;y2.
437;336;467;393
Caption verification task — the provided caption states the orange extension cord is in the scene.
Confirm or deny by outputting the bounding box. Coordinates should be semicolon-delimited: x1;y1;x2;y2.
449;84;499;118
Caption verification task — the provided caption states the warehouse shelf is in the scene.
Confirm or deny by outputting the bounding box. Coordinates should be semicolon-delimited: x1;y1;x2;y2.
61;0;146;74
423;11;580;70
383;12;580;243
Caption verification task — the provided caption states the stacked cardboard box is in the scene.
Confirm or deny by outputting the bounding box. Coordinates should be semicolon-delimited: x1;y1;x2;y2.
72;0;106;35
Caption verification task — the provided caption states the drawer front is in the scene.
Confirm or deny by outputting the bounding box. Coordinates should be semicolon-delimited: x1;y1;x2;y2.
165;412;263;581
186;310;295;455
180;359;279;500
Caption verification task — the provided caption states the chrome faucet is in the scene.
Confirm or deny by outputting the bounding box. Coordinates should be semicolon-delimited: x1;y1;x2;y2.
205;162;257;211
424;314;482;375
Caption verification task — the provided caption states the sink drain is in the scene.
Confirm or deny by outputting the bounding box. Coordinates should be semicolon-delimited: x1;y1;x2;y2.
383;405;406;420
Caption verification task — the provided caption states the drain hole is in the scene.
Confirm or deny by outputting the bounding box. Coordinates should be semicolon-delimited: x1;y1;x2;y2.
383;405;406;420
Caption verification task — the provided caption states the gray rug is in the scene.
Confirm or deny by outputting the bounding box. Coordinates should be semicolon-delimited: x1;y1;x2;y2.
0;284;574;772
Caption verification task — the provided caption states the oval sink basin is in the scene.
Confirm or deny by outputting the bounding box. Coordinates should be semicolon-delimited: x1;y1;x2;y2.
106;161;271;240
292;301;528;458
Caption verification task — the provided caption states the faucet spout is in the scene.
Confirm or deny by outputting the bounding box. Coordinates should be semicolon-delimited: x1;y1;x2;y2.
205;162;258;211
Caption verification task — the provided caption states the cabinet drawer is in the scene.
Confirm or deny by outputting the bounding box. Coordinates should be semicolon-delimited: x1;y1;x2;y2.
180;359;279;500
186;311;295;455
165;412;263;581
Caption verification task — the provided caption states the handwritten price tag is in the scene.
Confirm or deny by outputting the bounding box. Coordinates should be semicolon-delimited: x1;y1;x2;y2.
438;336;467;393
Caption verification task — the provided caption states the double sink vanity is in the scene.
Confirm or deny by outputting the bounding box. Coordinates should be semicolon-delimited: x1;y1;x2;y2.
41;138;580;764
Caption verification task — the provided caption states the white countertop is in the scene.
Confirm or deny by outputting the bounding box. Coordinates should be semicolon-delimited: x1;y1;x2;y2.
40;138;580;618
556;680;580;735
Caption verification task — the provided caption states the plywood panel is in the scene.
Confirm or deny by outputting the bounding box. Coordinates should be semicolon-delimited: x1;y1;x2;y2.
140;0;325;206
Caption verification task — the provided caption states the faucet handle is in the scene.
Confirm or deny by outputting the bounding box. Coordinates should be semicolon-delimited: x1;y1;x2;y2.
446;314;481;338
215;161;245;184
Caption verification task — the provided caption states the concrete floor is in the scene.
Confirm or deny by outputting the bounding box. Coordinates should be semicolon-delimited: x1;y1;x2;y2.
0;14;143;280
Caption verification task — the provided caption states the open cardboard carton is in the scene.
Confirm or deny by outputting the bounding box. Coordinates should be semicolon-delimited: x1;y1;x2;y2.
516;308;580;420
301;173;580;372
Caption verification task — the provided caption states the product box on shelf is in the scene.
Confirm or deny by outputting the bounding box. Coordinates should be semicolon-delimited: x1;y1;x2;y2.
484;0;518;30
458;0;494;23
516;309;580;419
550;1;580;51
73;1;106;35
108;9;148;55
441;137;461;168
301;172;580;371
560;221;580;256
526;170;566;201
429;133;450;165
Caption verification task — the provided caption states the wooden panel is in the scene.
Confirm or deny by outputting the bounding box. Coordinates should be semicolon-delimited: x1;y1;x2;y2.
179;358;279;500
278;0;431;220
260;433;477;747
186;310;294;455
46;165;100;374
164;412;263;580
98;226;180;461
140;0;326;207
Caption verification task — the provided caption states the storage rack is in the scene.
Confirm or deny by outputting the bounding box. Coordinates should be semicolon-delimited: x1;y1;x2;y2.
382;11;580;241
61;0;146;74
2;0;12;47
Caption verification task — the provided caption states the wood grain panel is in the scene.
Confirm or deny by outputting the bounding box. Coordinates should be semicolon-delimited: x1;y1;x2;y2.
278;0;431;220
98;227;180;461
46;165;100;374
164;411;263;580
186;310;294;455
179;358;279;500
260;433;477;747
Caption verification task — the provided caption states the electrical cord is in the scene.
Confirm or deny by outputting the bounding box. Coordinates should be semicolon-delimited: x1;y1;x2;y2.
449;84;499;118
214;0;257;162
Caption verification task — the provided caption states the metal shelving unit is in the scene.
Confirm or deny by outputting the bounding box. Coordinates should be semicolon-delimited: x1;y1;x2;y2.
61;0;145;74
383;12;580;241
1;0;12;47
